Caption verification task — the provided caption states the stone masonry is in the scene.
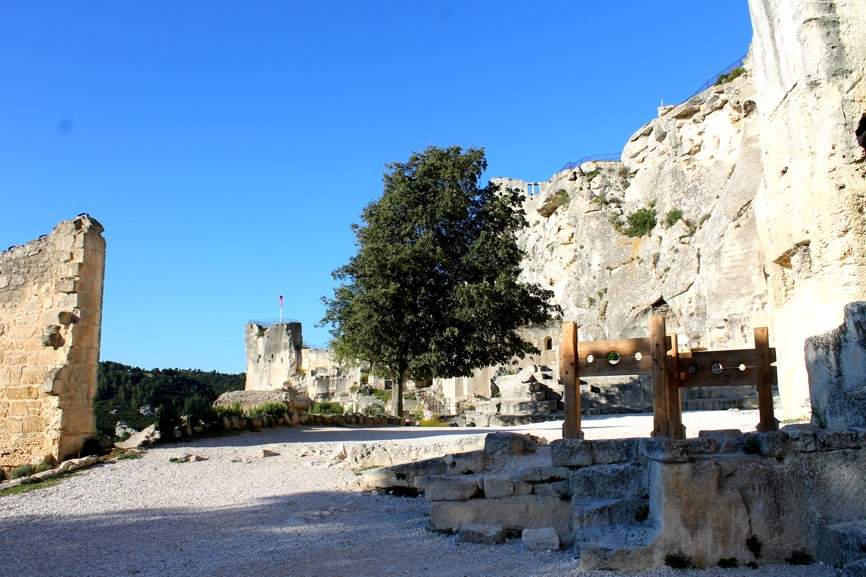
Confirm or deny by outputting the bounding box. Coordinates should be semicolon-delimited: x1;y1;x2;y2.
0;216;106;468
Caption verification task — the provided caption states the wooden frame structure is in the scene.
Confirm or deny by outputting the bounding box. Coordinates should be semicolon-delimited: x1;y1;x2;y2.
560;317;779;439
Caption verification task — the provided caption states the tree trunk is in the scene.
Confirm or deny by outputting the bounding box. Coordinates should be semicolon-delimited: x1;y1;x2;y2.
395;370;405;423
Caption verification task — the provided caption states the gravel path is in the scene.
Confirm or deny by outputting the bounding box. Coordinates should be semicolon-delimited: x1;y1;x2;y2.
0;410;834;577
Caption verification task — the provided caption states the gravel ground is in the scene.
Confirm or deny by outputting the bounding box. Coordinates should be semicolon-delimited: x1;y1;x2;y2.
0;410;835;577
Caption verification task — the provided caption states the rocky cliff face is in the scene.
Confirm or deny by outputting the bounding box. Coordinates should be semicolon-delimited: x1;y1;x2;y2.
749;0;866;418
507;0;866;420
507;66;768;353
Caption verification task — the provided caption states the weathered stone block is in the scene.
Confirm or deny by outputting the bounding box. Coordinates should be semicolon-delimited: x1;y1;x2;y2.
531;481;569;497
429;495;572;541
482;475;514;499
444;451;485;475
458;524;506;545
592;439;638;464
686;437;719;455
483;432;527;456
550;439;593;467
816;430;860;451
522;527;560;551
517;466;569;483
757;431;791;457
639;438;689;463
423;476;480;501
570;463;646;499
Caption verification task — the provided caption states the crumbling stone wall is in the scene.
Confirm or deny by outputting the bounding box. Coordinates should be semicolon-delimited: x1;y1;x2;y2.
0;216;105;468
244;322;302;391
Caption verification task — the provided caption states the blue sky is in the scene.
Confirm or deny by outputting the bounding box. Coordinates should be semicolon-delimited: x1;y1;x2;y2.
0;2;753;374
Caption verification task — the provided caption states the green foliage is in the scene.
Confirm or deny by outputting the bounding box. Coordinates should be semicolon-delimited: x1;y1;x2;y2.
157;403;181;437
362;403;385;416
246;402;287;418
419;417;448;427
321;146;559;417
554;190;570;205
9;464;36;479
182;394;215;426
664;551;693;569
214;402;244;419
370;389;391;404
94;361;245;436
746;534;763;559
625;207;657;237
664;208;683;228
786;549;813;565
0;476;65;497
716;66;745;85
718;557;739;568
309;402;344;415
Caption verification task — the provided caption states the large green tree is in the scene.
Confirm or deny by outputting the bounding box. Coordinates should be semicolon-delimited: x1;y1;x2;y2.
321;145;558;418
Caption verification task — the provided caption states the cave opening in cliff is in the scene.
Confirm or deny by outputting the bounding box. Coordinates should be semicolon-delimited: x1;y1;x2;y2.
856;114;866;151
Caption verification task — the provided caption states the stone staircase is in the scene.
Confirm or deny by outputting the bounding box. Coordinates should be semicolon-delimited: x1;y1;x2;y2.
570;460;660;570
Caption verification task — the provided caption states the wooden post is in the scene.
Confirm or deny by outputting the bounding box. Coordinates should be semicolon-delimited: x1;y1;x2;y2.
667;333;685;439
650;315;670;438
754;327;778;432
561;321;581;439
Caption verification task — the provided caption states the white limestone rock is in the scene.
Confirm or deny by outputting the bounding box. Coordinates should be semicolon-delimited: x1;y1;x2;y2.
522;527;561;551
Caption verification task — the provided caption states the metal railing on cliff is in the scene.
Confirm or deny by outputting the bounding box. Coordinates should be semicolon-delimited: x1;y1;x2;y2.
558;153;622;174
684;55;747;101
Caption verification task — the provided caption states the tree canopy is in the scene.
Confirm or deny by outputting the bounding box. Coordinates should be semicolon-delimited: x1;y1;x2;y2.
321;145;558;417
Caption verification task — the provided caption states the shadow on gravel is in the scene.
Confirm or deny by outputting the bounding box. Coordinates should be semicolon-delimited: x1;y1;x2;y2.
0;489;571;577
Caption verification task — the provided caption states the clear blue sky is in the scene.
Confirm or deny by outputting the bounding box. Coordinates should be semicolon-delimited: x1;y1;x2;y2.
0;1;753;374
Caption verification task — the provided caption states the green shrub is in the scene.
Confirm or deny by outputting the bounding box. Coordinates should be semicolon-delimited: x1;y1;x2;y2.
182;394;215;426
246;402;287;418
309;402;344;416
362;403;385;416
746;534;763;559
626;207;657;237
214;402;244;419
786;549;813;565
664;551;692;569
718;557;739;568
156;403;181;438
419;417;448;427
554;190;570;205
716;66;745;85
370;389;391;404
665;208;683;228
9;464;36;479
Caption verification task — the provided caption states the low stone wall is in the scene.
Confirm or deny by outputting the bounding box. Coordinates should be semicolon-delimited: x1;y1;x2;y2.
369;427;866;571
0;216;105;468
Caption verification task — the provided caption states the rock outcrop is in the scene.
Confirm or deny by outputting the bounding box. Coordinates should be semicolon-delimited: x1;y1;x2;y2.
506;0;866;420
749;0;866;419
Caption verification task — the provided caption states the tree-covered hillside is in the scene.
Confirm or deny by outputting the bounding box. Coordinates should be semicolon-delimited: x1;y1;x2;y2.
95;361;245;436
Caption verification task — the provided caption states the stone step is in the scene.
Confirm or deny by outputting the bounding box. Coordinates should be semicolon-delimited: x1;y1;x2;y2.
572;496;649;530
570;462;647;500
817;519;866;568
574;524;659;571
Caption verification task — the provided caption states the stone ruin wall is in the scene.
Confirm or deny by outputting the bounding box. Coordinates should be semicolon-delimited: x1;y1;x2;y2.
0;216;105;468
244;322;302;391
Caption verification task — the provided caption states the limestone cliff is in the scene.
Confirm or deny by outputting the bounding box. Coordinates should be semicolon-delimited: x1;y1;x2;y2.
508;0;866;420
507;65;767;352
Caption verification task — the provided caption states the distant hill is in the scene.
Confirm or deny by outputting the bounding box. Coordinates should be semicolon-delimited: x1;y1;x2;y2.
95;361;245;437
